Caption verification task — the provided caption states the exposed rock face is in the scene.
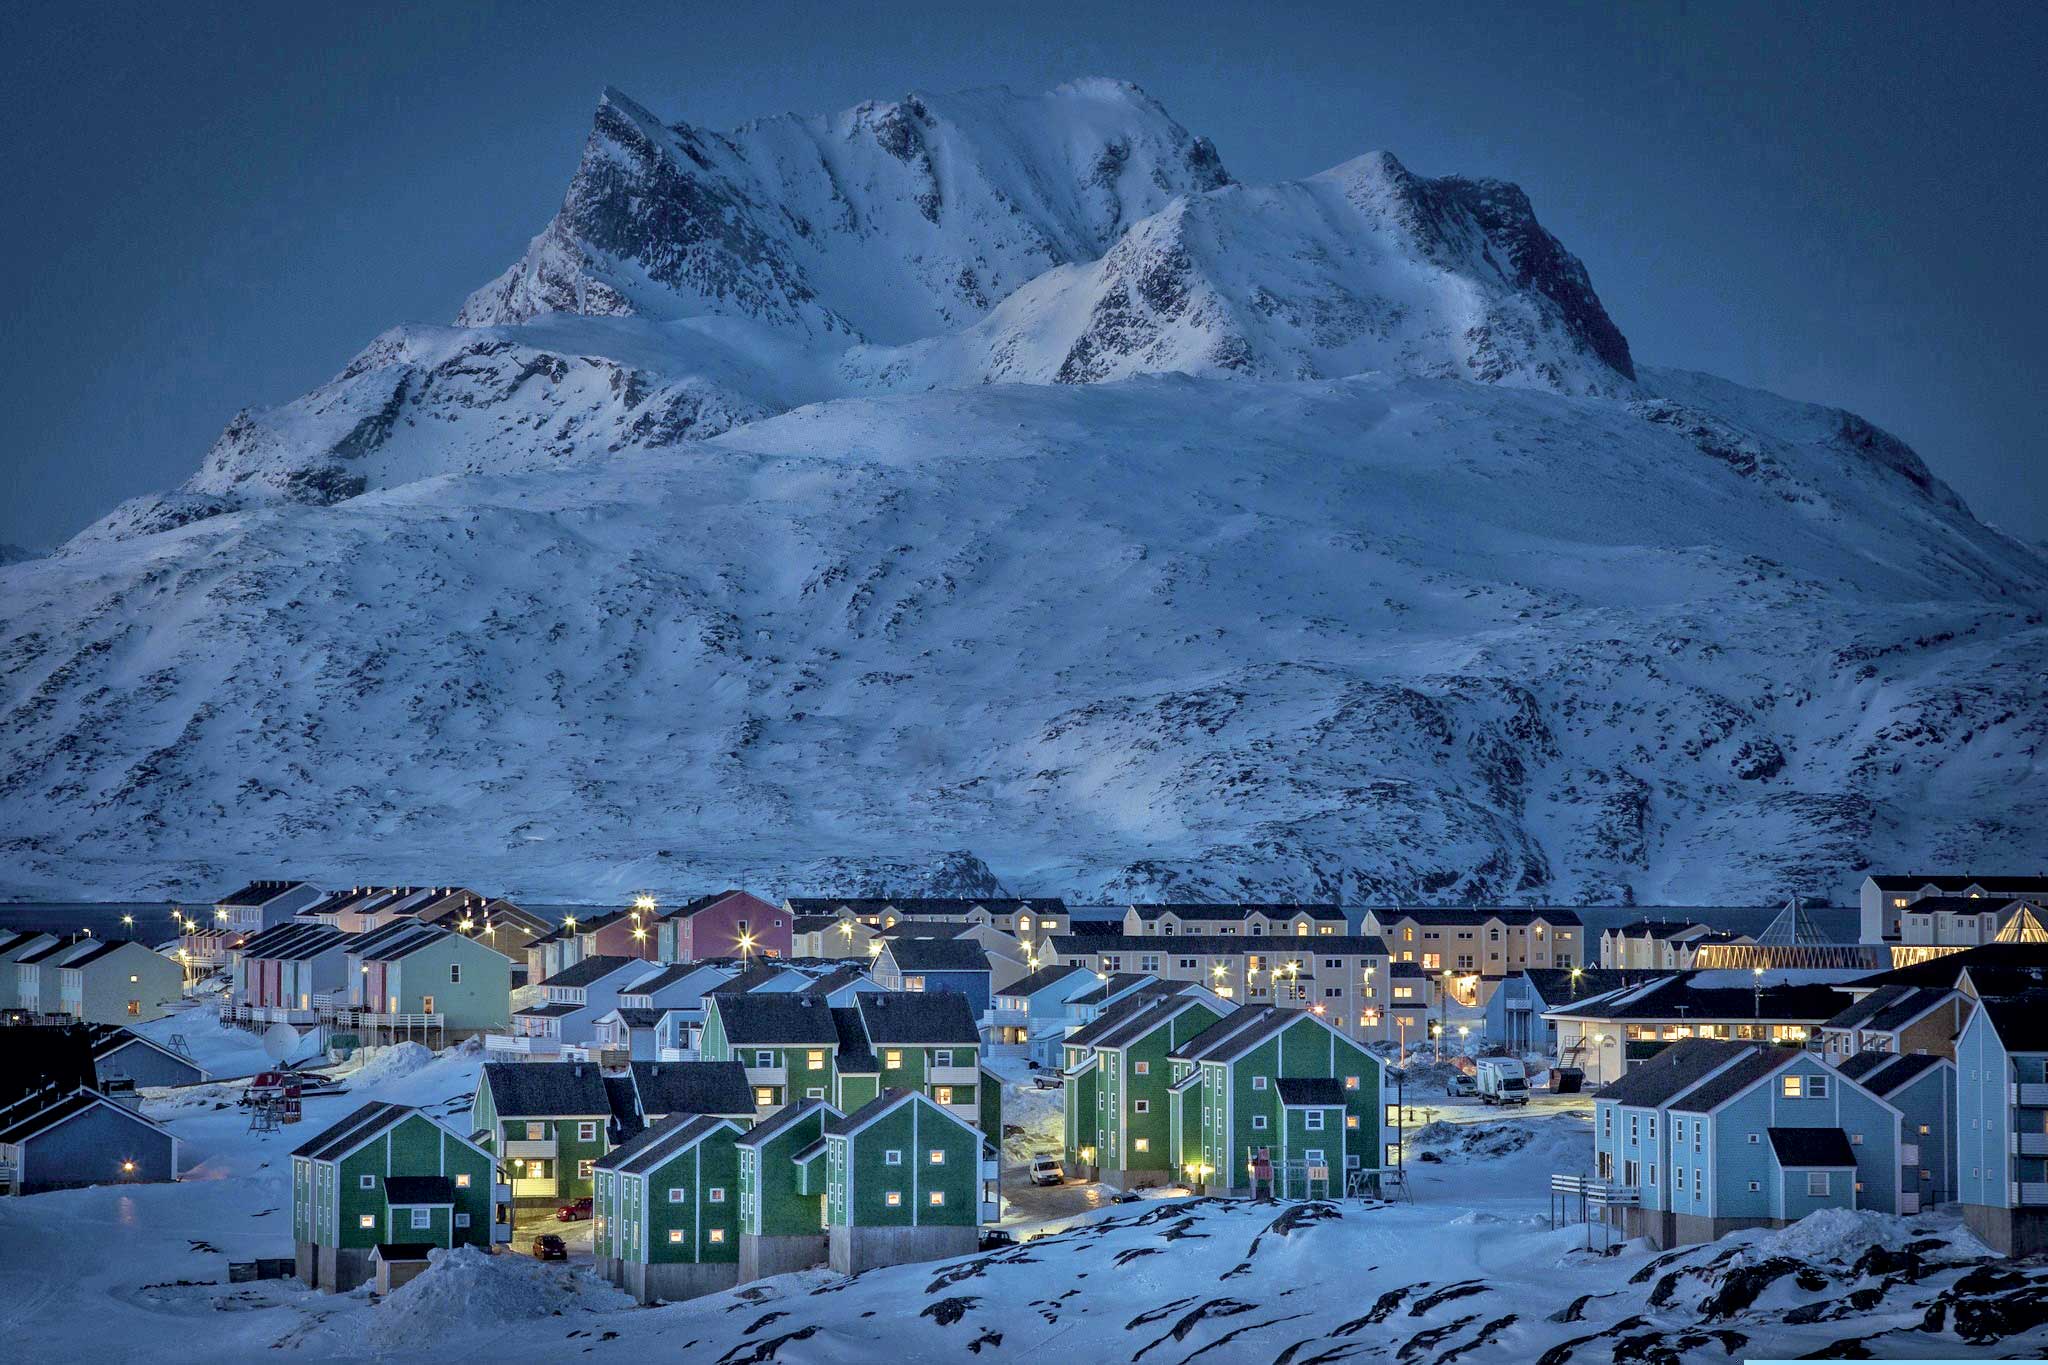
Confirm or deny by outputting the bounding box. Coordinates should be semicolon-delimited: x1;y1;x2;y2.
4;80;2042;900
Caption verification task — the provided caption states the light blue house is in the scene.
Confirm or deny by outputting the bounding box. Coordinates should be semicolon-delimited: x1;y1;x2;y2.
1956;992;2048;1254
873;939;992;1017
989;962;1099;1064
1592;1038;1904;1248
1485;968;1657;1054
1836;1050;1954;1212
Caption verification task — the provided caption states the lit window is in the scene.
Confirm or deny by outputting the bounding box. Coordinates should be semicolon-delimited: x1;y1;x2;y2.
885;1050;903;1069
669;1229;683;1244
1134;1138;1150;1153
358;1214;376;1229
885;1191;902;1207
454;1173;471;1189
1346;1115;1359;1130
1134;1060;1149;1076
709;1228;726;1244
929;1190;945;1207
934;1087;955;1104
1343;1075;1359;1090
755;1088;774;1107
1782;1075;1803;1099
526;1122;545;1140
807;1050;825;1070
929;1149;946;1165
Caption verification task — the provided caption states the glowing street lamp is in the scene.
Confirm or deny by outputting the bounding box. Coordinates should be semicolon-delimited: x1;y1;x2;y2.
215;907;229;923
634;895;658;915
120;914;134;930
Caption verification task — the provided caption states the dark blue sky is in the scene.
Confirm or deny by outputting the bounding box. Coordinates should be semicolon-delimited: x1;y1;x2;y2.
3;2;2042;549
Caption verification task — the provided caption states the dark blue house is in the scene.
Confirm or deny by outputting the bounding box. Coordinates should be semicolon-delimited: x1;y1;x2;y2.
875;937;993;1017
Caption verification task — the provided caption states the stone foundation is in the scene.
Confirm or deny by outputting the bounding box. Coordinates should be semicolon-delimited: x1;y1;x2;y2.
740;1232;826;1282
1963;1203;2048;1257
621;1259;741;1304
828;1223;978;1276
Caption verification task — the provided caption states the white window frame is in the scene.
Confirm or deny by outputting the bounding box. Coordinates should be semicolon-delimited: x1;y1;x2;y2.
1252;1114;1268;1130
1807;1171;1830;1196
668;1187;685;1204
1305;1110;1325;1131
1252;1075;1268;1091
578;1120;597;1142
885;1149;903;1166
411;1207;431;1230
929;1149;946;1165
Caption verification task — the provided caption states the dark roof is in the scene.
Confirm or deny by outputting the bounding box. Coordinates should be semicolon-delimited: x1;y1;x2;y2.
15;939;85;966
1768;1126;1857;1167
785;898;1065;917
792;915;843;934
999;962;1097;999
1868;874;2048;892
1595;1038;1754;1109
1127;903;1348;922
821;1087;975;1139
856;991;979;1044
882;938;992;973
831;1007;878;1072
709;965;796;996
1060;920;1127;938
1823;984;1915;1032
349;919;451;963
480;1062;610;1117
1275;1076;1345;1107
733;1098;837;1149
1976;991;2048;1054
543;954;640;988
1866;988;1955;1034
1066;985;1193;1048
1833;1050;1892;1083
216;880;311;907
711;992;839;1044
1964;964;2048;997
293;1100;407;1160
1382;906;1584;927
800;965;871;998
1607;919;1708;938
383;1175;455;1205
666;890;752;920
595;1113;739;1176
56;939;144;970
1897;894;2037;915
1520;968;1665;1005
0;931;47;958
630;1060;752;1118
1849;1051;1946;1098
1069;973;1149;1007
1049;934;1390;957
513;1002;583;1019
609;1007;663;1028
1666;1047;1798;1114
622;962;732;997
1546;974;1849;1023
1856;943;2048;992
1171;1005;1297;1063
243;923;352;962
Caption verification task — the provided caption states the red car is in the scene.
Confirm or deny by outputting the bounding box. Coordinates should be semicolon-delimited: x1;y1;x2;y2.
556;1196;593;1222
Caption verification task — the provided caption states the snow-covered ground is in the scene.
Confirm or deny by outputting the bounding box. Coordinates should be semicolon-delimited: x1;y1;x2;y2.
5;1033;2045;1362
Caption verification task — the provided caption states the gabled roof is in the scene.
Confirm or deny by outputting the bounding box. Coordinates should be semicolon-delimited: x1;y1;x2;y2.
14;939;89;966
1666;1046;1800;1114
1127;903;1349;922
594;1113;741;1176
1838;1051;1946;1098
0;931;51;959
292;1100;410;1160
880;938;991;973
1767;1126;1857;1168
56;939;149;970
1823;984;1924;1033
621;962;734;998
542;954;640;988
383;1175;455;1205
733;1098;838;1149
1857;943;2048;992
785;897;1065;917
1275;1076;1345;1107
1544;974;1848;1024
629;1060;752;1118
1868;874;2048;893
1065;986;1188;1049
1170;1005;1298;1064
1050;934;1390;956
999;962;1097;1000
480;1062;610;1117
246;922;355;962
215;879;314;907
1517;968;1663;1006
90;1027;208;1079
823;1087;976;1141
0;1086;176;1146
1069;973;1152;1008
665;890;772;919
711;992;840;1044
1594;1038;1756;1110
856;991;979;1045
1864;987;1956;1035
1380;906;1584;927
708;965;798;996
347;919;449;963
800;965;872;999
1606;919;1710;940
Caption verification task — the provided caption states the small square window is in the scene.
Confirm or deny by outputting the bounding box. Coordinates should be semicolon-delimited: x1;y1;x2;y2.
1306;1111;1324;1131
885;1050;903;1069
709;1187;725;1203
1134;1060;1150;1075
807;1050;825;1069
1748;1181;1761;1192
929;1149;946;1165
668;1229;684;1244
1344;1075;1359;1090
756;1050;775;1068
668;1188;685;1204
358;1214;376;1229
1346;1114;1360;1129
1252;1115;1268;1130
578;1121;597;1142
885;1190;902;1207
1252;1076;1268;1091
454;1173;471;1189
455;1212;470;1228
411;1208;431;1230
885;1150;903;1166
1781;1075;1804;1099
1134;1099;1150;1115
360;1174;375;1190
578;1159;594;1179
929;1190;946;1207
527;1122;545;1140
709;1228;726;1244
1134;1137;1150;1152
806;1087;825;1099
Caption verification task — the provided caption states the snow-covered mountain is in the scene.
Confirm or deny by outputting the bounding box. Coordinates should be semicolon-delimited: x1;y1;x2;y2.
3;80;2043;901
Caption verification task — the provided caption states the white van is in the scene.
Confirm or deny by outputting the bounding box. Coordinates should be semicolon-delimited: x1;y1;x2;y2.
1475;1058;1530;1106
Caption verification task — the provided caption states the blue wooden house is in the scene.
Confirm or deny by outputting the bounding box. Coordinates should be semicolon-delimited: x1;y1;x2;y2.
988;962;1099;1064
873;938;992;1017
1591;1039;1905;1248
1956;990;2048;1254
1835;1050;1954;1212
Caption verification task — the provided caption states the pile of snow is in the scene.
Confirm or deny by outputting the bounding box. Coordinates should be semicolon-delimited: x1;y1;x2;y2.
1736;1206;1994;1266
1000;1078;1064;1164
343;1042;436;1088
367;1246;631;1350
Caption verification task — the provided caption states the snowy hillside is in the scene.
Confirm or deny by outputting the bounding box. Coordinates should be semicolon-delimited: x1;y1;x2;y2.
2;79;2044;901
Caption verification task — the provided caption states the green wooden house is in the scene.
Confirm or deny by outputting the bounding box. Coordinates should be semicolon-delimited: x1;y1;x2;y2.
591;1114;747;1303
291;1100;498;1291
700;991;998;1138
818;1089;984;1274
1062;984;1226;1188
1166;1004;1383;1197
734;1097;837;1279
472;1061;615;1204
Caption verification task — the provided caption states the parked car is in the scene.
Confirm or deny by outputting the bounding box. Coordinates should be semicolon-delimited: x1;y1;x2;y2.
978;1228;1017;1252
1445;1073;1477;1098
556;1196;594;1222
1111;1190;1143;1205
1029;1155;1064;1186
1476;1057;1530;1106
1032;1074;1064;1090
531;1233;568;1261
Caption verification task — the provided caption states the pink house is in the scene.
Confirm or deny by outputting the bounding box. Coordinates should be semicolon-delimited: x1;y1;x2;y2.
577;908;660;962
662;891;789;962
